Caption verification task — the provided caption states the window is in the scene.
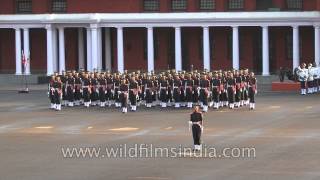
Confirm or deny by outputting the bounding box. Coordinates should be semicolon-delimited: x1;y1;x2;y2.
286;0;302;10
16;0;32;14
171;0;187;11
143;0;160;11
52;0;67;13
228;0;244;10
199;0;215;10
256;0;273;10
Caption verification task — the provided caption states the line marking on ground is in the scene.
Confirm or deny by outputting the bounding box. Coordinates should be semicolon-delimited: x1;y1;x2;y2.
109;127;139;131
131;177;171;180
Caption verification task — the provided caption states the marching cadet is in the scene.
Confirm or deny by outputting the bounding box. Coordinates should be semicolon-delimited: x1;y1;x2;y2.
53;76;63;111
159;76;169;108
82;73;91;108
242;69;250;106
235;71;242;108
173;74;182;108
189;106;204;152
297;63;308;95
307;63;314;94
185;74;194;108
227;72;236;109
59;71;67;106
199;75;210;112
180;73;186;107
192;73;200;105
98;73;107;107
167;74;174;106
74;72;82;106
114;74;121;107
220;72;228;107
48;75;56;109
211;73;221;109
152;75;159;106
66;72;75;107
313;62;319;93
119;79;129;113
145;76;154;108
129;77;139;111
106;73;114;107
90;73;99;106
248;72;257;110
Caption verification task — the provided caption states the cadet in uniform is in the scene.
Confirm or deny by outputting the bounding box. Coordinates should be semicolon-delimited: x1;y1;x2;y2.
53;76;63;111
129;77;139;111
66;72;75;107
74;72;82;106
189;106;203;151
119;79;129;113
248;72;257;110
82;73;91;108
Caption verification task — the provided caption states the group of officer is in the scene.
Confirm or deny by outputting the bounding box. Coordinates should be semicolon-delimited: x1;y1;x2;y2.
48;69;258;113
296;63;320;95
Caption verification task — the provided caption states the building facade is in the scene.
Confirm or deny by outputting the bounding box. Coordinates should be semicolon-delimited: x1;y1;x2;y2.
0;0;320;75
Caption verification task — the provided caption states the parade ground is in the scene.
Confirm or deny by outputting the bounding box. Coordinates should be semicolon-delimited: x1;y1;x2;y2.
0;86;320;180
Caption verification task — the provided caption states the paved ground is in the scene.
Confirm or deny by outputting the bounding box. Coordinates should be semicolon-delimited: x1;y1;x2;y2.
0;85;320;180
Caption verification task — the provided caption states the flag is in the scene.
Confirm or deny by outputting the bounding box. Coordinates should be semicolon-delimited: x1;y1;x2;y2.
22;51;27;68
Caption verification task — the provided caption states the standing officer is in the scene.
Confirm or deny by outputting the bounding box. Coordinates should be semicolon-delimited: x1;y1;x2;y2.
189;106;204;152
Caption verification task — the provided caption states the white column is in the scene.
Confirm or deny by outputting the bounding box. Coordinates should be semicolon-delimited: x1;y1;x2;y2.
147;27;154;73
91;25;99;72
58;27;66;74
46;25;54;76
292;25;300;70
314;25;320;67
86;28;92;71
52;28;58;72
78;28;85;70
117;27;124;73
175;27;182;72
23;28;30;74
203;26;210;71
232;26;239;70
15;28;22;75
104;28;112;71
262;26;270;76
97;28;102;71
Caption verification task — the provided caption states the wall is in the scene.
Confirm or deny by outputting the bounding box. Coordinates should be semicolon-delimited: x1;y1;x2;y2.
0;29;15;73
30;28;46;73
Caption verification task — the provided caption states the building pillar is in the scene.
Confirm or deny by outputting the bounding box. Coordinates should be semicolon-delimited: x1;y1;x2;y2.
104;28;112;71
23;28;30;74
175;27;182;72
232;26;239;70
46;25;54;76
117;27;124;73
314;25;320;66
86;28;92;71
97;27;102;71
15;28;22;75
203;26;210;71
147;27;154;73
58;27;65;74
78;28;85;70
292;25;300;70
52;28;58;73
262;26;270;76
91;25;99;72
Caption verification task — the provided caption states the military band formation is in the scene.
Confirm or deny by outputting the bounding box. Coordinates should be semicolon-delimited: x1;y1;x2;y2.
297;63;320;95
48;69;258;113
